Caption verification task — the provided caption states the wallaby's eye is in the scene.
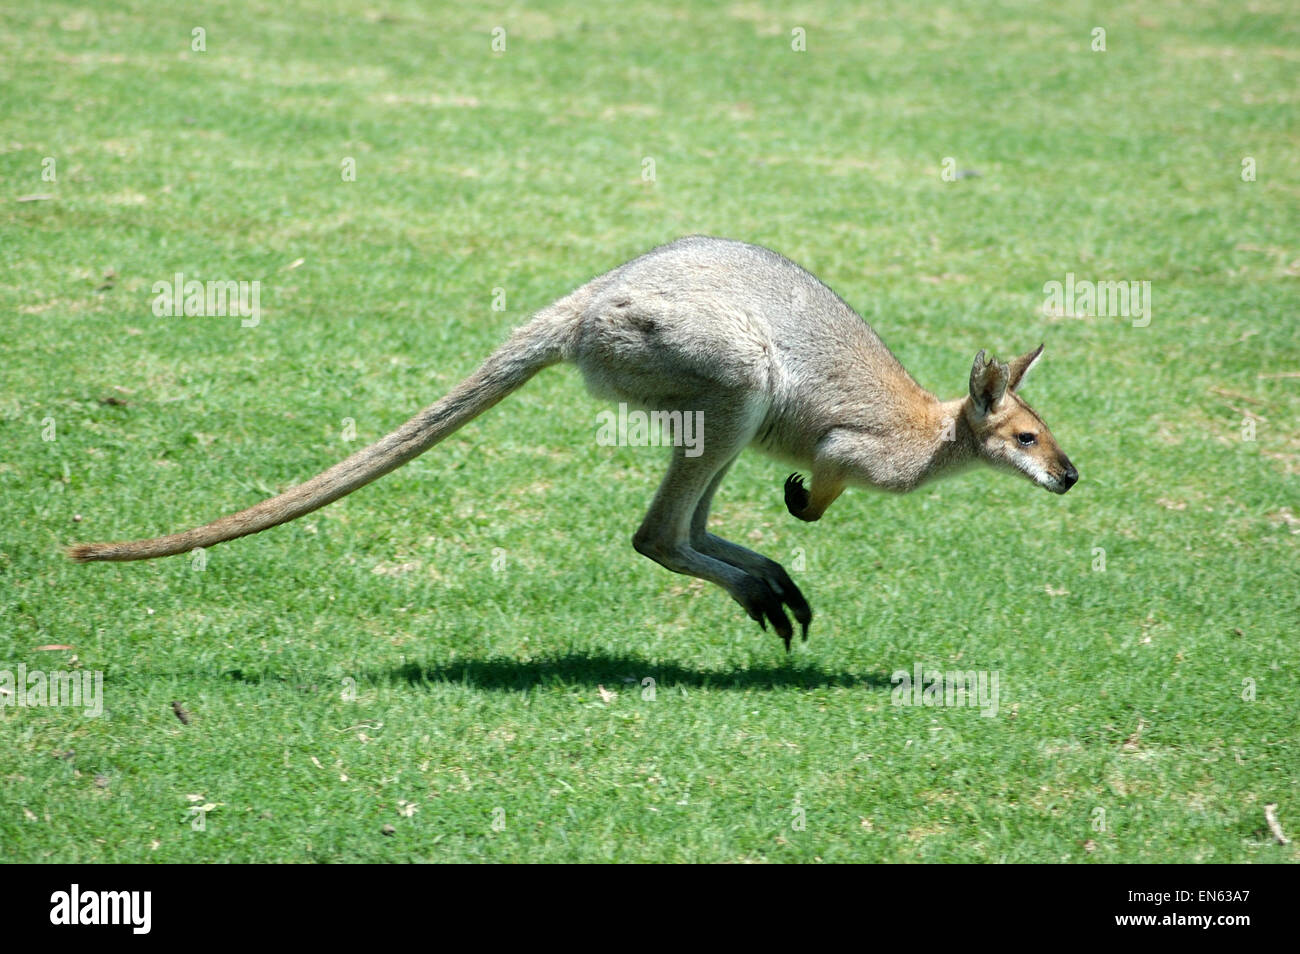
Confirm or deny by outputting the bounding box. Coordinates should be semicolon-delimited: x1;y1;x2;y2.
1017;432;1037;446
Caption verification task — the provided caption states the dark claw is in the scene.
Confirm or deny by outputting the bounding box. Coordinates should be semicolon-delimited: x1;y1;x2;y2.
762;593;793;650
767;562;812;642
782;591;811;643
766;602;794;651
739;577;794;649
784;473;810;517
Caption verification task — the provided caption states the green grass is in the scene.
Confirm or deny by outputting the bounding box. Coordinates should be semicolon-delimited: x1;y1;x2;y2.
1;0;1297;862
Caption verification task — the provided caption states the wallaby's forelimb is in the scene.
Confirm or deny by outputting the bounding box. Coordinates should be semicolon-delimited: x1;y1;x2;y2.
783;471;846;523
67;309;573;563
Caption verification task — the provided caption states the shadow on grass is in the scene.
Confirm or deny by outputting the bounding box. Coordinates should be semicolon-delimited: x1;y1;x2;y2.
114;655;888;696
361;652;894;693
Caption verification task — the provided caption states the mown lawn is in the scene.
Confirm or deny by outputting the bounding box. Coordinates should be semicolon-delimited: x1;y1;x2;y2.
0;0;1296;862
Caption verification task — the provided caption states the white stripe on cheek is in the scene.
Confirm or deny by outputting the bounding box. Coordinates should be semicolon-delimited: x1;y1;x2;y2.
1015;453;1052;486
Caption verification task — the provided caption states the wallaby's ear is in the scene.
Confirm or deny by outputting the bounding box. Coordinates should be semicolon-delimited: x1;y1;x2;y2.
1007;343;1044;392
969;349;1009;414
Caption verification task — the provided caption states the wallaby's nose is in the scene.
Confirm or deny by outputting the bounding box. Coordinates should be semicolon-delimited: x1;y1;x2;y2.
1059;462;1079;492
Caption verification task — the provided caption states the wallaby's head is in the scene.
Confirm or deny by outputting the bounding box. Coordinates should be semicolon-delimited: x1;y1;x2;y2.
964;345;1077;494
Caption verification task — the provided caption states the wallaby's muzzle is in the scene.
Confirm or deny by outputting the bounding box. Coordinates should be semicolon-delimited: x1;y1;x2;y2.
1055;459;1079;493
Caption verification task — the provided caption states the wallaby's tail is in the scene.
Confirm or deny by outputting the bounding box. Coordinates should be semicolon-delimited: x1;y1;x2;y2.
67;306;576;563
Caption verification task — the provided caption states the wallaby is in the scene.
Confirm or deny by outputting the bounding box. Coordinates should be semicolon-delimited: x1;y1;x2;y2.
69;236;1077;648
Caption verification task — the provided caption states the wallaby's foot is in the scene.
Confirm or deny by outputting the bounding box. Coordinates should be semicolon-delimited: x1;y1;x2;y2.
785;473;811;519
734;568;811;650
762;561;812;643
634;532;810;651
695;535;812;647
737;575;800;650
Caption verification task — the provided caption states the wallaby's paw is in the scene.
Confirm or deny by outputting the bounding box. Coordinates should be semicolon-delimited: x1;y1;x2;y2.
737;576;796;650
784;473;811;520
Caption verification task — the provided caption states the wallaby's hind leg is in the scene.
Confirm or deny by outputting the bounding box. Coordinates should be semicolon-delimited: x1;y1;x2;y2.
690;458;812;641
632;419;806;649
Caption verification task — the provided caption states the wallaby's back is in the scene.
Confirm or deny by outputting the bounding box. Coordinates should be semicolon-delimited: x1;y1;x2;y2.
570;236;929;459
